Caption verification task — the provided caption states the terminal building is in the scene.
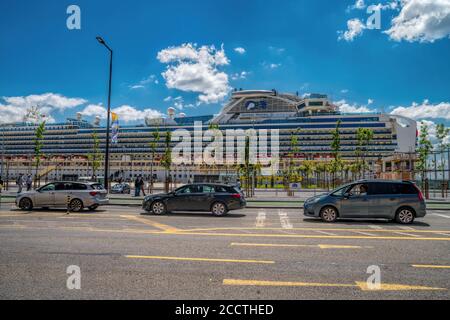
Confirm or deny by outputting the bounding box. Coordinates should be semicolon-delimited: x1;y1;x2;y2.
0;90;417;183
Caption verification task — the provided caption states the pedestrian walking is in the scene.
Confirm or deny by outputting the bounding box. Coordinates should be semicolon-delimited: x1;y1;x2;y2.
134;176;141;197
140;177;146;197
16;174;24;193
26;174;32;191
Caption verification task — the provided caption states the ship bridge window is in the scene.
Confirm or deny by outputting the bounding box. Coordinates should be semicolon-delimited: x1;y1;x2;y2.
308;101;324;107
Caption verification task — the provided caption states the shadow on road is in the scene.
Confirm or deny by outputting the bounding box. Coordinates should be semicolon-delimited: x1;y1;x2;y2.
140;211;246;218
302;218;431;227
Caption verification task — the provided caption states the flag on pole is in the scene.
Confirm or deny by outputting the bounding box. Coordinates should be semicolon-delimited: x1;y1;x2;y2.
111;112;119;144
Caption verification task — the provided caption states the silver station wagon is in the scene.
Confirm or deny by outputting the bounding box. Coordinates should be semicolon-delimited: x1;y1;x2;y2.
16;181;109;212
304;180;426;224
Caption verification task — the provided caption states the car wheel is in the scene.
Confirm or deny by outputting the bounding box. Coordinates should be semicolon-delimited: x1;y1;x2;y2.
320;206;338;223
211;202;228;216
88;205;99;211
19;198;33;211
395;207;415;224
69;199;84;212
151;201;166;215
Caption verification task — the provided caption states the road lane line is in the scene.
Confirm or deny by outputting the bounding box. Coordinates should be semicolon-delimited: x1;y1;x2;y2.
172;231;450;241
180;226;450;234
120;215;179;232
412;264;450;269
223;279;445;291
393;232;420;238
431;213;450;219
2;224;450;241
230;242;369;249
399;226;415;231
315;230;338;236
125;255;274;264
353;231;377;237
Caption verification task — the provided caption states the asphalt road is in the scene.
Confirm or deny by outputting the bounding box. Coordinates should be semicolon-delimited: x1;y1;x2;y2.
0;204;449;300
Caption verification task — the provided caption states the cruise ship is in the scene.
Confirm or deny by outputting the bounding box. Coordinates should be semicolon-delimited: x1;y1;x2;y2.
0;90;417;183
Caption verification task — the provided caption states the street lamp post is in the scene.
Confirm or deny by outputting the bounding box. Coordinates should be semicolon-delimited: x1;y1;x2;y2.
96;36;113;190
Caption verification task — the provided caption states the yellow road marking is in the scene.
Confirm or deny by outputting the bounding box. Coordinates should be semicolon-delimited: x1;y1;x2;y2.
412;264;450;269
181;226;450;234
120;215;179;232
354;281;445;291
2;224;450;241
125;255;274;264
230;242;369;249
174;231;450;241
223;279;445;291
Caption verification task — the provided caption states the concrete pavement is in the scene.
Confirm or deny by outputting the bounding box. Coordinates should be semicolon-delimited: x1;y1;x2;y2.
0;205;449;299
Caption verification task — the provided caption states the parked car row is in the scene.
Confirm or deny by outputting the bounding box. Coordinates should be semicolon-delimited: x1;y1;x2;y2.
14;179;427;224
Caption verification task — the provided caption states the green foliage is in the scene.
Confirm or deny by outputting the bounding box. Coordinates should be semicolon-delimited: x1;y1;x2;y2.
87;130;102;178
33;121;46;172
161;130;172;170
416;122;433;179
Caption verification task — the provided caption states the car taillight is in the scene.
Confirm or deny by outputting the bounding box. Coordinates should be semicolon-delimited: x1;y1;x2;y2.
89;191;98;196
413;185;424;202
231;193;241;199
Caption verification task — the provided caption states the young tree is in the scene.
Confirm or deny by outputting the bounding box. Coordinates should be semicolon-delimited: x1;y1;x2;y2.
436;123;450;186
160;130;172;193
87;130;102;181
356;128;374;179
149;128;160;193
287;129;300;195
330;120;342;187
33;121;46;187
417;122;433;191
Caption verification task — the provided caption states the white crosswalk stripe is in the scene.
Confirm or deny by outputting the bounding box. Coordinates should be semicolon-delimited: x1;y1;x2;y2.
256;211;266;228
278;210;293;229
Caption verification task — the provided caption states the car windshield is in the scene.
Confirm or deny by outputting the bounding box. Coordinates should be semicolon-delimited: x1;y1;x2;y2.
330;184;350;196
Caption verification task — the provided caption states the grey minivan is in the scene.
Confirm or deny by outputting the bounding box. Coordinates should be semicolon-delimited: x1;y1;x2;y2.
303;180;426;224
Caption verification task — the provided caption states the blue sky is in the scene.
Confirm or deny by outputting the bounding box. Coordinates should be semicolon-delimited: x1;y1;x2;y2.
1;0;450;131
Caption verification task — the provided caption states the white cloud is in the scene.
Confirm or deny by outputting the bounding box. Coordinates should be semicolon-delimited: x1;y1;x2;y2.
368;98;374;105
338;18;366;41
349;0;367;10
0;93;86;124
390;100;450;120
231;71;249;80
335;99;372;113
129;74;159;90
164;96;185;110
341;89;349;94
385;0;450;43
268;46;286;54
157;43;231;104
262;62;281;69
234;47;246;54
80;104;163;122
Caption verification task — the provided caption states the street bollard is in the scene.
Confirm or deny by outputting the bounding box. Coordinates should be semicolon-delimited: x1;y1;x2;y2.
66;195;71;215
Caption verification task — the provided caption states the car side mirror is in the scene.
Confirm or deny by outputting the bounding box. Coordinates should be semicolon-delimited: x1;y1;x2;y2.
343;192;351;199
